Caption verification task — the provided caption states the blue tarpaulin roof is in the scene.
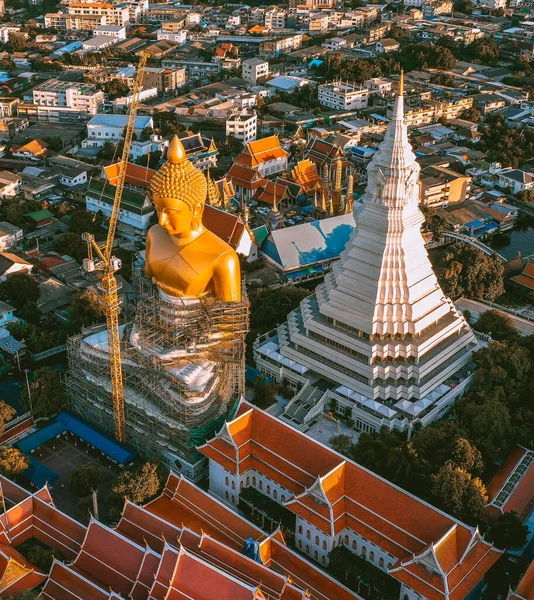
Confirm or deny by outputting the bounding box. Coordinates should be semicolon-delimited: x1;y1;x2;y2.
57;412;136;464
26;456;58;488
17;411;136;465
17;421;66;453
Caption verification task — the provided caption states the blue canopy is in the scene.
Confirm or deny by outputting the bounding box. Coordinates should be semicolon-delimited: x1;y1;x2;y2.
26;456;58;488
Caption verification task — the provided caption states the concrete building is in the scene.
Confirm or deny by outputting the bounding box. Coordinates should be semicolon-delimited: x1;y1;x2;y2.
226;111;257;144
423;0;453;17
0;222;22;251
67;2;129;27
309;13;329;34
93;25;126;39
82;35;118;50
156;28;187;44
19;79;104;123
376;38;400;53
59;167;88;188
142;67;185;93
420;165;471;207
318;81;369;110
84;114;153;148
260;34;302;58
364;77;393;95
255;79;477;435
0;171;21;198
264;8;286;29
45;12;105;30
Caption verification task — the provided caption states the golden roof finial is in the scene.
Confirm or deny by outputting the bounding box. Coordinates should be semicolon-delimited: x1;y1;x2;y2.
167;135;187;165
398;70;404;97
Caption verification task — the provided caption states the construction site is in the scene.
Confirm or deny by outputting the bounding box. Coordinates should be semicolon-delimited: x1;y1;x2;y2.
66;271;248;481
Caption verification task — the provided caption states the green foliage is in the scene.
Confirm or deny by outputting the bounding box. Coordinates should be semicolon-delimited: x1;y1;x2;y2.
3;590;41;600
97;141;121;161
21;367;65;417
153;111;184;136
68;290;105;334
0;401;15;434
430;242;505;301
70;208;103;235
477;116;534;169
460;107;481;122
421;205;452;238
0;446;28;477
111;462;162;504
487;511;529;550
42;136;63;152
329;434;355;456
218;135;243;157
474;310;519;342
0;273;40;310
56;232;87;263
239;486;295;529
9;321;67;355
431;464;487;522
251;380;279;410
69;464;104;497
18;540;62;573
104;79;130;100
5;32;26;52
134;150;162;170
327;545;400;597
462;37;500;65
0;58;15;72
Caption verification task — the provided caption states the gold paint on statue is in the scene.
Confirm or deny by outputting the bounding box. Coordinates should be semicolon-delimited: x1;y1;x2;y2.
145;136;241;302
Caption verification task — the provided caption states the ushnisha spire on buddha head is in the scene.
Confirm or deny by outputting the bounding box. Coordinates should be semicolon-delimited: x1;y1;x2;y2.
150;135;208;214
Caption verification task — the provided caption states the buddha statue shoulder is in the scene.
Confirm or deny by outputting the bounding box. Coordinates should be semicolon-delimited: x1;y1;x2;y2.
145;136;241;303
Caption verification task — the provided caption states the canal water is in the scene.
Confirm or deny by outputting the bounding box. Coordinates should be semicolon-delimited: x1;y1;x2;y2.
487;221;534;261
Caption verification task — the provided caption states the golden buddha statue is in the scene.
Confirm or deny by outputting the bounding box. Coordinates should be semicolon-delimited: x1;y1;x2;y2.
145;136;241;303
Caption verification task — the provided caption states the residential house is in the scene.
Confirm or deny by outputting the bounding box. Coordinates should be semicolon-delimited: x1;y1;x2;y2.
11;139;48;161
0;252;33;279
498;169;534;194
420;165;471;207
59;167;88;188
0;171;21;198
0;222;22;251
375;38;400;53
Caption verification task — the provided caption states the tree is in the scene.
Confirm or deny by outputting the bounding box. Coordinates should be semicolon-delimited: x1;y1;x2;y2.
327;545;354;585
5;32;26;52
472;342;530;399
455;398;512;464
18;542;59;572
69;464;104;497
111;462;161;504
0;58;15;72
460;107;481;122
43;136;63;152
0;446;28;477
68;290;105;333
4;590;41;600
0;401;16;435
449;438;484;475
430;243;504;301
474;310;519;342
56;232;87;263
104;79;130;100
329;434;355;457
97;141;121;161
0;273;40;310
487;511;528;550
431;464;487;522
252;381;278;410
70;208;103;236
21;367;65;417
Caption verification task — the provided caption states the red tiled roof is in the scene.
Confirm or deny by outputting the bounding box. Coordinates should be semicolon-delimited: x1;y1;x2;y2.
203;205;246;248
104;162;157;190
514;560;534;600
227;164;265;190
235;136;289;168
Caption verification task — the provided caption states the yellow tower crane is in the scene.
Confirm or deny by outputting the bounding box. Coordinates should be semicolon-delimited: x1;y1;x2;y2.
82;52;148;443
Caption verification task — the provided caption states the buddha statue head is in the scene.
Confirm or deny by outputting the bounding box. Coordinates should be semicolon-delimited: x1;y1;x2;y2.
150;135;208;237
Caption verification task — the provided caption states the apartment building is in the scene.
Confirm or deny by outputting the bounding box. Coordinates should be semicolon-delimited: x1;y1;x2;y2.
364;77;393;95
19;79;104;122
68;2;129;26
143;67;185;93
318;81;369;110
265;8;286;29
242;57;269;84
420;165;471;207
93;25;126;39
156;28;187;44
259;34;303;58
45;12;104;29
226;111;257;144
309;13;329;34
475;0;506;7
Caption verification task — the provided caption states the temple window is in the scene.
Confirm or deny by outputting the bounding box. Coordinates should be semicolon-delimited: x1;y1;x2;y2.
315;536;319;545
306;531;311;540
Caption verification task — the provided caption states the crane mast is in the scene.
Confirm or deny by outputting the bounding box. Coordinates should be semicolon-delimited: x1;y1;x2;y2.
83;53;148;443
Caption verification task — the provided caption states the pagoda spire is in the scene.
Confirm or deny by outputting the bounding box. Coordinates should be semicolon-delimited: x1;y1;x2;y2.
344;169;354;215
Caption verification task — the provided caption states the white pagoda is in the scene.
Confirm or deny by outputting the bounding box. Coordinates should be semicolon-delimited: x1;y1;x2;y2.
254;74;478;434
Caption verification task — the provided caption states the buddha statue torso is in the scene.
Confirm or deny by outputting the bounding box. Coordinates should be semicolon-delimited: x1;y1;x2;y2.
145;224;240;302
144;135;241;303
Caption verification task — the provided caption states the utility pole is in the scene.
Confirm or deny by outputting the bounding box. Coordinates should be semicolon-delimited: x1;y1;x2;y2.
24;368;32;415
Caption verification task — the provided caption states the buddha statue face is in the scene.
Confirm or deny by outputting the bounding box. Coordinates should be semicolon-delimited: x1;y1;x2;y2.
150;135;208;238
154;197;201;237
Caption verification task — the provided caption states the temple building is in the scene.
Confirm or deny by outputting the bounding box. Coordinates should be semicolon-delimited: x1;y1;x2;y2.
67;137;248;480
254;75;478;434
200;401;503;600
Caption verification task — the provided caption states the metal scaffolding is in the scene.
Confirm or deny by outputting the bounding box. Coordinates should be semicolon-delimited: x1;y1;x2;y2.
66;272;249;480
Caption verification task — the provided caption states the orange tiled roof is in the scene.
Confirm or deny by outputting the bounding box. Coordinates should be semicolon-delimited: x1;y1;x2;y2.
253;180;289;206
104;162;156;189
514;559;534;600
291;159;322;193
200;402;503;599
228;164;266;190
203;205;246;249
235;136;289;168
